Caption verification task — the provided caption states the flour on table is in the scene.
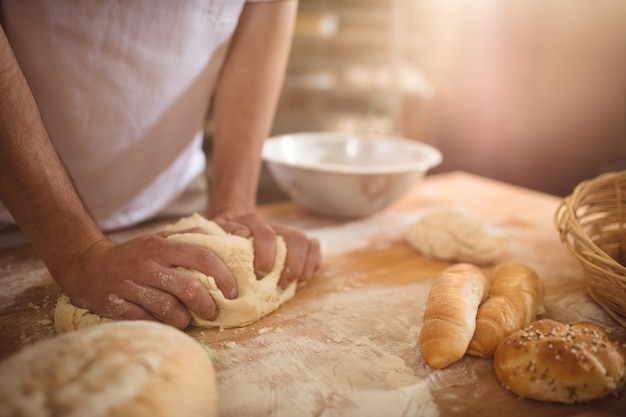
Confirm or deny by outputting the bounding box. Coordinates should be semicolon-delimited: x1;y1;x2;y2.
406;209;501;265
207;283;440;417
54;213;294;333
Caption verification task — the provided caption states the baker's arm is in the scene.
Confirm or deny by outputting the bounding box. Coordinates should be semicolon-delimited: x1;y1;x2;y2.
0;25;234;328
208;0;322;288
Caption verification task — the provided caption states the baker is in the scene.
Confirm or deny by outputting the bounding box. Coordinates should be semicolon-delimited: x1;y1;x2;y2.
0;0;321;329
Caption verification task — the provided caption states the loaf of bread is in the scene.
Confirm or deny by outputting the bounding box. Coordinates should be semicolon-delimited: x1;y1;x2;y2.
493;319;626;403
0;321;218;417
420;263;490;369
467;262;545;358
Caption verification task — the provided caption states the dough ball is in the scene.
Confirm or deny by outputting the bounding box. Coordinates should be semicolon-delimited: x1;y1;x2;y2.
406;209;501;265
54;213;294;333
0;321;217;417
54;293;112;333
493;319;626;403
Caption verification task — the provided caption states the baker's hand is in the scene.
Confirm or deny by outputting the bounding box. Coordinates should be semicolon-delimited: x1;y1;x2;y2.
56;232;238;329
213;212;321;289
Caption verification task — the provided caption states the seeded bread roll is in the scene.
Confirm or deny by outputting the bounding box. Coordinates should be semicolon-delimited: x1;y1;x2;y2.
467;262;545;358
420;263;490;369
493;319;626;403
0;321;218;417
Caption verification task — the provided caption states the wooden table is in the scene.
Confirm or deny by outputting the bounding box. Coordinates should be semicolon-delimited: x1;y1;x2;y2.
1;172;625;416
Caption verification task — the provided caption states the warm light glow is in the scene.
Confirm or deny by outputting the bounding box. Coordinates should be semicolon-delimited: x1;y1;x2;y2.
282;136;298;164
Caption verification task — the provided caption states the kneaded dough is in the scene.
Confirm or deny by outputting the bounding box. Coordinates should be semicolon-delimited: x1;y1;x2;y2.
0;321;218;417
54;213;295;333
406;209;501;265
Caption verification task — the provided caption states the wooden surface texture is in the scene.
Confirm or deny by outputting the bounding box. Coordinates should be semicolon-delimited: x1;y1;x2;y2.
1;172;625;416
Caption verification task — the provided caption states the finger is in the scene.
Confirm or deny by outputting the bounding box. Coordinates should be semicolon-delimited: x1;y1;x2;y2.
275;228;316;289
122;280;195;329
99;294;159;323
277;234;322;289
277;246;305;290
163;239;238;300
248;223;277;280
213;218;250;238
298;238;322;285
148;267;220;321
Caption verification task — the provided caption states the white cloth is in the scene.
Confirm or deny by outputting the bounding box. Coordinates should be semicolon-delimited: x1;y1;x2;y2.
0;0;266;232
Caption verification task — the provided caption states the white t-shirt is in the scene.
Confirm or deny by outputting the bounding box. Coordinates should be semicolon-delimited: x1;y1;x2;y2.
0;0;267;232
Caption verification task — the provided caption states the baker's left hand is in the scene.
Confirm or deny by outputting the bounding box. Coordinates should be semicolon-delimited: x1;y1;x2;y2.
211;212;322;289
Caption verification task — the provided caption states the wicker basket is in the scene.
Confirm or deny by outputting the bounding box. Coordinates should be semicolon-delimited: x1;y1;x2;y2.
554;170;626;327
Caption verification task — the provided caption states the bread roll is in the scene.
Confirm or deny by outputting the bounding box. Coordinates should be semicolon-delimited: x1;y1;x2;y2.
493;319;626;403
0;321;218;417
420;263;490;369
467;262;545;358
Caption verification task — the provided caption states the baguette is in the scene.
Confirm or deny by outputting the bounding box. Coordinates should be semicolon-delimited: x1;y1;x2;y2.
467;262;544;358
420;263;490;369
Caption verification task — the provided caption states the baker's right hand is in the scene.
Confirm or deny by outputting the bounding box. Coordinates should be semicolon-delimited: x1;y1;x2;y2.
55;232;238;329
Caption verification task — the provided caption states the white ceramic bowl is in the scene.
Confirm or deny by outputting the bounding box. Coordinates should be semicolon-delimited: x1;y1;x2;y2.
262;132;442;218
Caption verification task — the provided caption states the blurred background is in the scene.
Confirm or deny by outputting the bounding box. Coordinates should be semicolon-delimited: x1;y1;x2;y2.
212;0;626;202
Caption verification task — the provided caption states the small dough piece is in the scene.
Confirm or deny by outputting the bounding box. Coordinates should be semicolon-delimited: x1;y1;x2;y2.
494;319;626;403
55;213;295;332
55;293;114;333
419;263;490;369
406;209;501;265
467;262;545;358
0;321;218;417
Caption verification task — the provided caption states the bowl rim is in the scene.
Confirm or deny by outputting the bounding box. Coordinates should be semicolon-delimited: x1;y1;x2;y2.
261;131;443;174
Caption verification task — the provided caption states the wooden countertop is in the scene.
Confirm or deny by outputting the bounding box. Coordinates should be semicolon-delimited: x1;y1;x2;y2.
1;171;625;416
